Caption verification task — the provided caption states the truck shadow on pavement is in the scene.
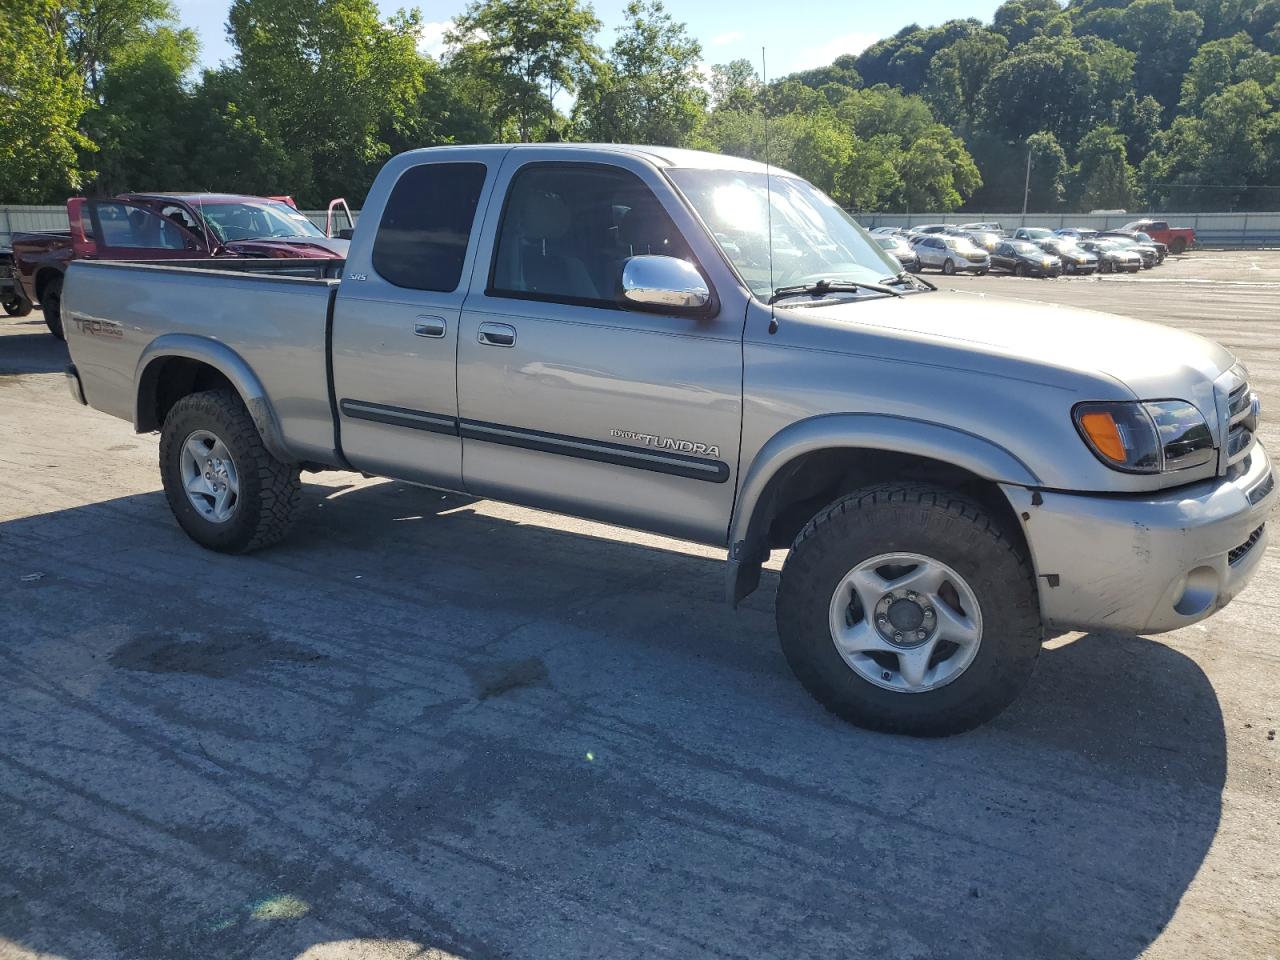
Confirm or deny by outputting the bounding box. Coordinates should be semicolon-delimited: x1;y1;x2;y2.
0;321;67;377
0;479;1226;960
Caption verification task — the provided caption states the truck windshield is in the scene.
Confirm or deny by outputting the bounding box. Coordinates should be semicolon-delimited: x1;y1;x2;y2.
667;168;903;300
198;201;326;242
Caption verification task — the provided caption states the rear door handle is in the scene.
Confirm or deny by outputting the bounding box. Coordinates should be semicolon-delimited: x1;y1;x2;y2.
414;316;446;338
477;322;516;347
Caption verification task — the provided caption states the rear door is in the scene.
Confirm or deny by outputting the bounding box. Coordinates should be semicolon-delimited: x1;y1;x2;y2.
454;152;747;544
84;200;206;261
330;157;496;490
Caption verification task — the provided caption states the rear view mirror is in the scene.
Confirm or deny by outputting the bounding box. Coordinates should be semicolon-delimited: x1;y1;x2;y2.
618;255;711;315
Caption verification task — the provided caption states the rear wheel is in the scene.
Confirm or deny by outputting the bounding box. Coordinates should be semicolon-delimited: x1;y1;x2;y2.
2;293;31;317
1170;237;1187;255
41;277;64;340
776;484;1042;736
159;388;302;553
941;258;956;276
1014;262;1027;277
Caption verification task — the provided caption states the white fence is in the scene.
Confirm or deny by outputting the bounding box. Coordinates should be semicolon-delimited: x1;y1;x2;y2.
3;204;1276;249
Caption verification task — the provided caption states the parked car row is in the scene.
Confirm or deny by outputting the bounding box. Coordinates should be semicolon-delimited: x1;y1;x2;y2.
870;217;1195;279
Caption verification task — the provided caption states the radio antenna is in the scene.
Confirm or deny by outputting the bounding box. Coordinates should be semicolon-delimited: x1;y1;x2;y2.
762;46;778;334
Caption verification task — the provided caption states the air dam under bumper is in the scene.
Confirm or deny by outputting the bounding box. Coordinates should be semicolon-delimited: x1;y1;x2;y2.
1002;440;1276;635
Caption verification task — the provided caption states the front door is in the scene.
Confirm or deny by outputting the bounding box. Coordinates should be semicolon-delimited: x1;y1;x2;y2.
83;200;207;261
456;154;745;545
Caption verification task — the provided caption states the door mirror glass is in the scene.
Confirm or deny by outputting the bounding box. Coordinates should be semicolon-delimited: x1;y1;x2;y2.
618;255;710;315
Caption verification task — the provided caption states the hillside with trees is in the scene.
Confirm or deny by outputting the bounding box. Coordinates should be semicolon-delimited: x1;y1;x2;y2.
2;0;1277;211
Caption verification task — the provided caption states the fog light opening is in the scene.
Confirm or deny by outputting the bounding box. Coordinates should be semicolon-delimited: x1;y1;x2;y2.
1173;565;1219;617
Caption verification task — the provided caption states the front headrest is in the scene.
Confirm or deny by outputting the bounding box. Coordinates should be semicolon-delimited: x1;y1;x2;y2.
515;190;570;241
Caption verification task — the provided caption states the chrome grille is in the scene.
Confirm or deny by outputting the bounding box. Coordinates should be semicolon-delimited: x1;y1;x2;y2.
1221;372;1257;470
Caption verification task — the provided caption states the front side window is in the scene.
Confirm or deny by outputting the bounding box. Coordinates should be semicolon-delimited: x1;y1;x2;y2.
491;164;692;306
668;168;901;301
372;162;487;292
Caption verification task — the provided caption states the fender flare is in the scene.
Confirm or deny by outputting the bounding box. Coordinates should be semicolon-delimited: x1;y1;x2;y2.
134;334;293;464
725;413;1041;605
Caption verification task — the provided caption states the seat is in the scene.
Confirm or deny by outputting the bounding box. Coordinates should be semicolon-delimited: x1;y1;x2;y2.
508;190;599;300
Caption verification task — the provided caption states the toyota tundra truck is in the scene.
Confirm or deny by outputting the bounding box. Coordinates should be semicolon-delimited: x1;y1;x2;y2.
61;144;1275;736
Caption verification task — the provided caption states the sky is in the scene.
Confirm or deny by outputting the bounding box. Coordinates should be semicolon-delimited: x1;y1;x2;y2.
173;0;1004;80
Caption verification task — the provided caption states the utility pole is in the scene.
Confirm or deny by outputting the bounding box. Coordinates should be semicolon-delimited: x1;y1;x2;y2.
1021;144;1033;219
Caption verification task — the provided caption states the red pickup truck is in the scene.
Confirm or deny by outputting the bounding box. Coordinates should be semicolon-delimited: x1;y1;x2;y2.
1120;219;1196;255
12;193;350;339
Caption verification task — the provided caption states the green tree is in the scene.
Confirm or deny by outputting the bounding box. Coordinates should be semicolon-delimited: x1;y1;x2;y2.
0;0;95;201
1179;32;1278;112
708;59;761;112
446;0;601;142
227;0;428;204
573;0;705;146
980;35;1134;146
991;0;1071;47
923;30;1007;134
82;25;199;193
1112;91;1162;162
1026;130;1071;208
61;0;181;100
1074;124;1136;209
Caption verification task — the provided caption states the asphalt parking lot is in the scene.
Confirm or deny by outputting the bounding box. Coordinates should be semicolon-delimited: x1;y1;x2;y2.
1;251;1277;960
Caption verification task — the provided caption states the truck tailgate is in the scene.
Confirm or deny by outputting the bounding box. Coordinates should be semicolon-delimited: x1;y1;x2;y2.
63;260;340;463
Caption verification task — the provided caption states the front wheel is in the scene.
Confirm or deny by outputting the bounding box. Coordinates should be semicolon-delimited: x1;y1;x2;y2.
1014;262;1027;277
2;292;32;317
776;484;1042;736
159;388;302;553
41;277;64;340
941;258;956;276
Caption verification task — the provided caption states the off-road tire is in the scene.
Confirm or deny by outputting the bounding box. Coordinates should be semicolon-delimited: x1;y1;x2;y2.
159;389;301;553
941;258;956;275
42;277;64;339
776;483;1042;736
1169;237;1186;255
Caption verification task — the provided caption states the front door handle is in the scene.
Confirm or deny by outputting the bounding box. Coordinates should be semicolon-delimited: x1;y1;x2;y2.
414;316;446;338
477;322;516;347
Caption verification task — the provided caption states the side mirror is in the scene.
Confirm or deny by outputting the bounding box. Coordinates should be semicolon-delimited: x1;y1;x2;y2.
337;228;354;241
618;255;711;315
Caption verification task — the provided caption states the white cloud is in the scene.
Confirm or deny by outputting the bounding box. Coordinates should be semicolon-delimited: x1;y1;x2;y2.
709;30;744;47
417;20;454;60
787;31;879;72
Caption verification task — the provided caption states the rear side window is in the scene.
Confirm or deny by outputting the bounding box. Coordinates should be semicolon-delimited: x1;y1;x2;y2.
372;162;487;291
90;201;191;250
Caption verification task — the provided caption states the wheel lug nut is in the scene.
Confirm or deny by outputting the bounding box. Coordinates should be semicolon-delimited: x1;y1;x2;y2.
893;631;903;642
877;616;887;625
907;591;917;601
917;630;927;640
924;608;934;619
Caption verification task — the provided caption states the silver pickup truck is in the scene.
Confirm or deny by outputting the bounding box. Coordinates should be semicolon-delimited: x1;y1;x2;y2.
62;144;1274;736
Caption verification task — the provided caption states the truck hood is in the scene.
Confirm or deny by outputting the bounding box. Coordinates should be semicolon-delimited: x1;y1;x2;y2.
800;288;1234;399
223;237;349;259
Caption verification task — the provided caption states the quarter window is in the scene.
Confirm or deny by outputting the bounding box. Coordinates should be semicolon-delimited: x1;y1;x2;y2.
372;162;487;291
490;164;692;307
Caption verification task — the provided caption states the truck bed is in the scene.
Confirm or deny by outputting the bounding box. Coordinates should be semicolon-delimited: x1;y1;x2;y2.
63;259;344;464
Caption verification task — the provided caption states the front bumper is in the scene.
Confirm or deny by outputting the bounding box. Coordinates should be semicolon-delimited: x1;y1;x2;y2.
1003;440;1276;634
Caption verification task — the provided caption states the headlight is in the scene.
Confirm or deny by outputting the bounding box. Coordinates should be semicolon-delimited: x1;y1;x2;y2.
1073;400;1215;473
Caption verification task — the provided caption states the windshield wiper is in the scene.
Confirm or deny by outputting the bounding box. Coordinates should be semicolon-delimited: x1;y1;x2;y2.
880;271;936;291
769;278;901;304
